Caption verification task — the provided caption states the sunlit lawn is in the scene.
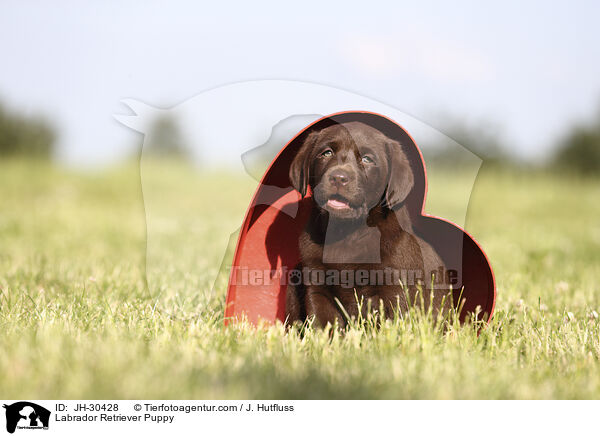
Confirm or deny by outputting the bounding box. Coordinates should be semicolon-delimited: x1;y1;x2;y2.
1;159;599;399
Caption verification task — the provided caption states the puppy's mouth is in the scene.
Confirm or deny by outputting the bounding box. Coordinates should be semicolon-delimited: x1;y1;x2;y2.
326;194;351;210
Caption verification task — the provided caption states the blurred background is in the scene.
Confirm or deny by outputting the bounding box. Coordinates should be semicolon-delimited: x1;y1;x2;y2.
0;1;599;171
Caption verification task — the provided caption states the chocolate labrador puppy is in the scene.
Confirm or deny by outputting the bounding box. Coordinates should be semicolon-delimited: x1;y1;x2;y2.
286;121;451;327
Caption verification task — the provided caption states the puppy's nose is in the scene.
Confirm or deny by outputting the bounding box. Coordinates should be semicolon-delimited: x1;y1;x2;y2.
329;171;349;187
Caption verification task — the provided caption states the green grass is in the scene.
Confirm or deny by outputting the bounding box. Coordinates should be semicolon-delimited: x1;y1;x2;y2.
1;159;599;399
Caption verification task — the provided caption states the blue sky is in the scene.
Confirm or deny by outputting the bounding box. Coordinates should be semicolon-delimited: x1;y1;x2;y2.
1;1;599;166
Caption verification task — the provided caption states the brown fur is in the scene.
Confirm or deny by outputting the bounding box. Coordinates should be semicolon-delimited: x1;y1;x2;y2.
286;121;450;328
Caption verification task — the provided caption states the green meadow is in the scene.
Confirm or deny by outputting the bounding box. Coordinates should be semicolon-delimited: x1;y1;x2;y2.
1;159;599;399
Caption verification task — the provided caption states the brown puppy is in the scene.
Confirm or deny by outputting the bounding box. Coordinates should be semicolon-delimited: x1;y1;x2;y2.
286;121;450;327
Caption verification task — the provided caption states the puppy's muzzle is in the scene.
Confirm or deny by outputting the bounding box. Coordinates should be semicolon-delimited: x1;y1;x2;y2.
328;169;351;188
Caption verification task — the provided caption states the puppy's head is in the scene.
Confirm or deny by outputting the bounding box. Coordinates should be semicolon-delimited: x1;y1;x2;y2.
290;121;414;220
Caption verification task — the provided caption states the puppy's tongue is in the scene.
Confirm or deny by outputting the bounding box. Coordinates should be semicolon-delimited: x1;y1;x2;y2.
327;198;350;209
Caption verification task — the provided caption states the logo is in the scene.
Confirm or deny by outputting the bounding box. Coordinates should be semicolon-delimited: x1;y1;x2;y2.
3;402;50;434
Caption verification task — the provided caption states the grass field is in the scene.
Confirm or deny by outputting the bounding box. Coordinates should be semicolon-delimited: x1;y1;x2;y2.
1;159;599;399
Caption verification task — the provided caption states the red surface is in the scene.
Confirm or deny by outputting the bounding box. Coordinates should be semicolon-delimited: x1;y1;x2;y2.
225;112;496;325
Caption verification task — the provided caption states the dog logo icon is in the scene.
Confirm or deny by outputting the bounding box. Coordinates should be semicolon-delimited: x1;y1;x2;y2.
3;402;50;434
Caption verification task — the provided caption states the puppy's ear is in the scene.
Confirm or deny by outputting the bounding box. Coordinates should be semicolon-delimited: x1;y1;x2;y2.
383;140;414;209
289;130;319;197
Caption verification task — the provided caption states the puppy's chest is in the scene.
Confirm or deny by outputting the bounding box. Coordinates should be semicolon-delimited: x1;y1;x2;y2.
299;226;422;268
299;226;424;302
325;227;384;263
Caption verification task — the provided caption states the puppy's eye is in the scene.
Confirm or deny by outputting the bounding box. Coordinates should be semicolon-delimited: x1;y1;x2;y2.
361;155;374;164
319;149;333;158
